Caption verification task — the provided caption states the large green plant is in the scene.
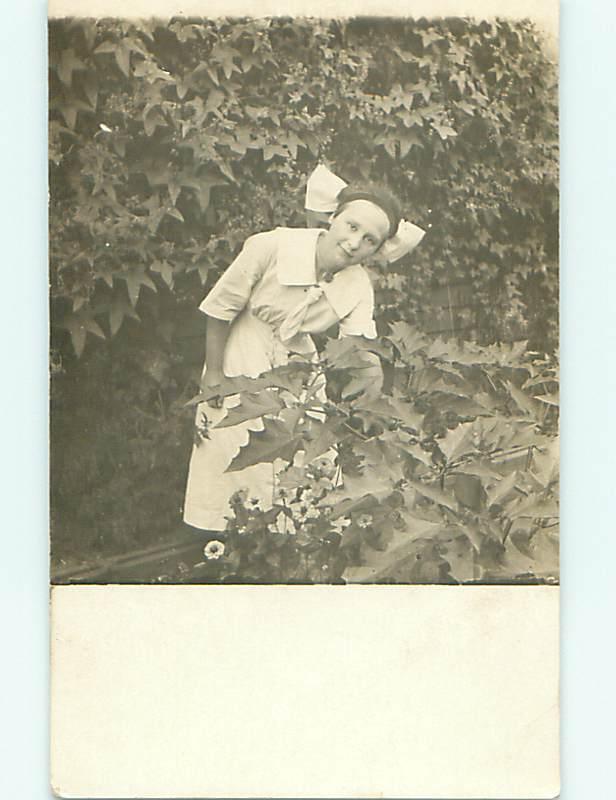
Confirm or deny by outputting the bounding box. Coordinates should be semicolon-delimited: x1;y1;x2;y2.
182;324;558;584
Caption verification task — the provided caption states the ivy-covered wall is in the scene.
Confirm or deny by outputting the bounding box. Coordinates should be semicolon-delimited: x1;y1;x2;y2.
49;16;558;562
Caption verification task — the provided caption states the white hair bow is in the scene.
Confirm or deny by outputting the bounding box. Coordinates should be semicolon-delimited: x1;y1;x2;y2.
379;219;426;263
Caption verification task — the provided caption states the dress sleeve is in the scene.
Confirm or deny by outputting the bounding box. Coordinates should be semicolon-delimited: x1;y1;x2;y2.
337;278;378;339
199;231;276;322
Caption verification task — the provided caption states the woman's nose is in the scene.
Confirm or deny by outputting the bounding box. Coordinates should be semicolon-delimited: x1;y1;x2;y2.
347;233;362;250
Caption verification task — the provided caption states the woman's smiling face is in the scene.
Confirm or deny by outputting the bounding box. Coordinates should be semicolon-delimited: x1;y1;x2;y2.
316;199;390;271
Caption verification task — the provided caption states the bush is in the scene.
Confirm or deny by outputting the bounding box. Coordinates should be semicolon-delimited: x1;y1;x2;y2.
182;324;558;584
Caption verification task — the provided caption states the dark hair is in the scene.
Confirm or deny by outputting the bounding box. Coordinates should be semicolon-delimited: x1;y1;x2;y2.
333;184;402;239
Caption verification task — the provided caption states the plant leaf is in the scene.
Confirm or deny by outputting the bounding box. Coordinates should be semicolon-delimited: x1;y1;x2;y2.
506;381;540;418
214;390;284;429
486;470;519;509
439;422;476;462
120;268;157;307
406;477;458;512
225;418;303;473
303;419;345;462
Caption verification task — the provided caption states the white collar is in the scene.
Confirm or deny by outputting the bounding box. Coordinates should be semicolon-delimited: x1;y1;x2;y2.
275;227;323;286
274;227;371;319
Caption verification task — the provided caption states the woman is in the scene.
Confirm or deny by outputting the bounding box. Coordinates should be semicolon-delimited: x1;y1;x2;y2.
183;182;407;532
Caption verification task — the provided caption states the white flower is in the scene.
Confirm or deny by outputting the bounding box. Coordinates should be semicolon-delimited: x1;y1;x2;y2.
310;457;337;479
357;514;373;529
203;540;225;560
300;488;315;504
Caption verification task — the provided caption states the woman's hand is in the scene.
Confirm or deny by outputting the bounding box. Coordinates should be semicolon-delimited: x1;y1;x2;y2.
203;369;225;409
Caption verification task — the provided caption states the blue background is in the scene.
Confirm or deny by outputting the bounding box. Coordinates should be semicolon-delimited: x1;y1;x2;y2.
1;1;614;796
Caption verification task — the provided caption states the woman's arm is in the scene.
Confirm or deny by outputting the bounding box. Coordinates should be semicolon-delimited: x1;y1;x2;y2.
203;315;231;409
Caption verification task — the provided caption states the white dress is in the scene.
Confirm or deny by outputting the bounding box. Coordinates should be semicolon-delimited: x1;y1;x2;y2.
183;227;377;531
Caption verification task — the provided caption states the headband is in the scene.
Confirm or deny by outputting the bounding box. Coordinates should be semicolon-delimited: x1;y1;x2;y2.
335;186;402;239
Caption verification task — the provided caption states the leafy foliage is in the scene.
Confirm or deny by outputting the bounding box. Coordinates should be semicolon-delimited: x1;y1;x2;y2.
49;17;558;577
49;16;558;358
191;324;558;584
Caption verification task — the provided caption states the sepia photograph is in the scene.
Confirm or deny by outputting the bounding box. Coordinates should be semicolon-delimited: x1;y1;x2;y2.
49;8;559;587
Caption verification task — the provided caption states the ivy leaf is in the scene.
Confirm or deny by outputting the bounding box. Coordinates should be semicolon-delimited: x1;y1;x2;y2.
374;133;397;160
398;131;423;158
262;144;288;161
165;206;184;223
93;262;114;288
57;48;87;87
93;40;117;55
420;29;446;48
143;107;167;136
119;267;157;307
114;40;133;77
109;296;140;336
433;123;458;140
214;159;237;184
58;311;106;357
82;73;98;109
56;100;90;130
392;46;416;64
167;180;181;206
181;173;227;212
205;88;225;117
214;390;284;429
93;38;133;77
300;131;320;156
226;418;303;472
210;43;242;80
150;259;174;288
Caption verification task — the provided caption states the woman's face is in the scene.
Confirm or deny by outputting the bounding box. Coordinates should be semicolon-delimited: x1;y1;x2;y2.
317;199;390;271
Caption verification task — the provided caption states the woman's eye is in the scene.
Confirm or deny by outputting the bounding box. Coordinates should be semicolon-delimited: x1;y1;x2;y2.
365;237;376;247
